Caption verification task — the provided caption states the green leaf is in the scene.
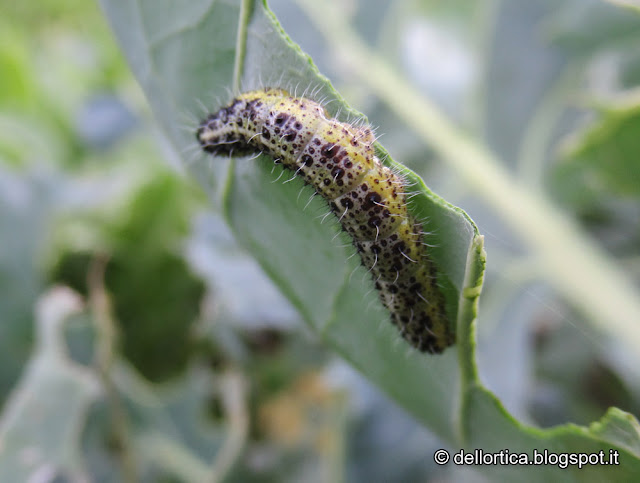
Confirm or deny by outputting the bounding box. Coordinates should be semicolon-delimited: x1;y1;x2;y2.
50;173;207;382
0;288;100;481
462;387;640;481
81;364;226;482
555;91;640;202
100;0;480;443
0;169;57;404
99;0;640;479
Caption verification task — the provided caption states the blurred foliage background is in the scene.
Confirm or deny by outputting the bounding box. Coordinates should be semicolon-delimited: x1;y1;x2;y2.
0;0;639;481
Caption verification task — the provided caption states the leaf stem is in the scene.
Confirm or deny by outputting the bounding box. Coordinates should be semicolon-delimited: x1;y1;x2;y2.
457;236;486;387
207;369;249;483
88;254;138;483
233;0;254;91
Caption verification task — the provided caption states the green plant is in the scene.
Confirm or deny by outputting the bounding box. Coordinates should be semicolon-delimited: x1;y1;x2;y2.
2;0;640;481
96;0;640;480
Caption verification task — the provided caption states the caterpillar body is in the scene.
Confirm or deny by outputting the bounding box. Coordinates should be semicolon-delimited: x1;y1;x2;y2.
197;88;454;353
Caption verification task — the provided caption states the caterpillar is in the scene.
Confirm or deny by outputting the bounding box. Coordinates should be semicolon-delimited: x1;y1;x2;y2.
196;88;454;353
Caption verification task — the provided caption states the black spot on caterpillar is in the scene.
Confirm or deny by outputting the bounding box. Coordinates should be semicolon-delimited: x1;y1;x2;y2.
197;88;454;353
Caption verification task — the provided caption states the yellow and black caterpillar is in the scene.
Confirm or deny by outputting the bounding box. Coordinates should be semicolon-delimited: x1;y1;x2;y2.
197;88;454;353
